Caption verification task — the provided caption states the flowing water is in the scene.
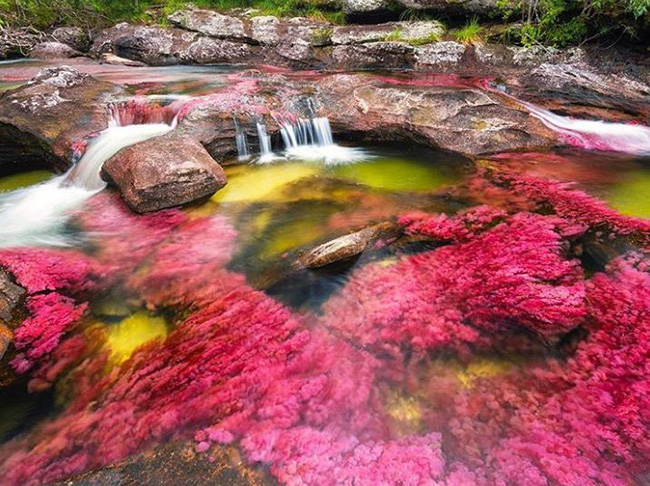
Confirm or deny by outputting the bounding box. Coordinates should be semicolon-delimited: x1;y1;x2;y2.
0;60;649;485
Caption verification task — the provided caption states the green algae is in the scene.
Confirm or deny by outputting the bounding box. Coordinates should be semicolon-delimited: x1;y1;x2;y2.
0;171;53;193
606;169;650;219
331;157;458;193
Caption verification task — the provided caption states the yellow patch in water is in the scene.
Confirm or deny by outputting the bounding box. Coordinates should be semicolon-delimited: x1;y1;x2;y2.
386;392;422;436
0;170;52;193
332;158;456;193
607;170;650;219
105;312;168;363
259;215;328;260
211;163;321;203
457;358;511;389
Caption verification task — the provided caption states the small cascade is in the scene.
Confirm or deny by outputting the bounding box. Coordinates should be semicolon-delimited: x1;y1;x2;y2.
256;119;281;164
234;118;250;161
523;102;650;155
0;110;175;248
279;116;369;165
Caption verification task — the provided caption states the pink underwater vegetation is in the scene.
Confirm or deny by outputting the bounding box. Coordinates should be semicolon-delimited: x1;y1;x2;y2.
322;211;587;356
1;174;649;486
9;293;87;374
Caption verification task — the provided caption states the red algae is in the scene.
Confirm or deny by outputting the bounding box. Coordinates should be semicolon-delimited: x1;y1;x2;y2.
10;293;87;374
322;211;586;353
1;159;649;486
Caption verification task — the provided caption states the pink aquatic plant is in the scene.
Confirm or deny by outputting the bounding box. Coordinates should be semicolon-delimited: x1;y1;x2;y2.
10;293;87;374
322;211;587;354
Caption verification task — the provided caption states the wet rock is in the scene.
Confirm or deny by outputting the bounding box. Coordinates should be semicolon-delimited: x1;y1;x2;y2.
0;270;26;324
0;324;11;362
316;74;556;155
52;27;90;52
295;222;400;269
62;441;274;486
332;42;414;68
102;133;227;213
251;16;281;45
415;41;466;68
0;66;117;176
29;41;82;59
100;53;146;67
168;8;248;42
332;20;445;45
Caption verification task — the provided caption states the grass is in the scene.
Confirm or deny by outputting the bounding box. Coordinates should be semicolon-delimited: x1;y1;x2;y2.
454;18;483;44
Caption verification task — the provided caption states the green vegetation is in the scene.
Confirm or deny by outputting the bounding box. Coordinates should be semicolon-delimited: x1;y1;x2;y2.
454;18;483;44
0;0;345;30
497;0;650;47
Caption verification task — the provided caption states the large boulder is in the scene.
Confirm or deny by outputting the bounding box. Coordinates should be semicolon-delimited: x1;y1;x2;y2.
101;133;227;213
396;0;511;16
52;27;91;52
342;0;390;19
332;42;415;68
315;74;556;155
167;8;248;41
29;41;82;59
0;66;117;176
0;270;26;324
332;20;445;44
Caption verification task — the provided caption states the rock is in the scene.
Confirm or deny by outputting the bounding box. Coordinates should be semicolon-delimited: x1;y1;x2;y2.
52;27;90;51
0;66;117;175
0;270;26;324
168;8;248;42
184;37;253;64
295;222;400;269
111;26;190;65
332;42;414;68
415;41;466;68
276;39;313;63
509;45;560;67
101;133;227;213
0;323;11;362
316;74;556;155
29;41;82;59
342;0;389;16
100;53;146;67
332;20;445;45
251;16;281;45
64;441;273;486
0;27;43;59
396;0;508;16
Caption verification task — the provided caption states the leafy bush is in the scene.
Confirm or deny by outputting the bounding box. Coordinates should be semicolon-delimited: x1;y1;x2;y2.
498;0;650;46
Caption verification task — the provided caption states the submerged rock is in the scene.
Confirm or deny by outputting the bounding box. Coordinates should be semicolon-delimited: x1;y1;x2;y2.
102;133;227;213
29;41;82;59
295;222;400;269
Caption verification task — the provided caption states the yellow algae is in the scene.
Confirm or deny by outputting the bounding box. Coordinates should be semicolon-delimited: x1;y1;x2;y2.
606;170;650;219
259;214;329;260
386;392;423;436
457;357;511;389
0;170;52;193
105;312;168;363
211;163;321;203
332;158;457;193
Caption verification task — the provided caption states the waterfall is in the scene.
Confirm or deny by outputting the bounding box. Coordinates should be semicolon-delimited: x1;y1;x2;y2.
0;117;173;248
523;102;650;155
234;118;250;161
256;119;282;164
278;116;369;166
